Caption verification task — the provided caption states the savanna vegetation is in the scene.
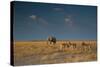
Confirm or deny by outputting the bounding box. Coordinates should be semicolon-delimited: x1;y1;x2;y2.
14;40;97;66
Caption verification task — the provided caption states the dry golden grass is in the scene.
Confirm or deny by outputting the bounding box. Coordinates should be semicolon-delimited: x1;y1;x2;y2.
13;40;97;66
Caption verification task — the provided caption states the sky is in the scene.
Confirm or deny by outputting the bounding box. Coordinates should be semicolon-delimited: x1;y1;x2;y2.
13;1;97;41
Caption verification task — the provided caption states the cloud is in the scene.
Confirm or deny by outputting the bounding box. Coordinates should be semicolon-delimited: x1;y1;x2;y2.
53;7;63;12
65;16;73;27
30;15;48;27
65;18;70;22
38;18;48;25
64;15;78;32
65;16;71;23
30;15;37;20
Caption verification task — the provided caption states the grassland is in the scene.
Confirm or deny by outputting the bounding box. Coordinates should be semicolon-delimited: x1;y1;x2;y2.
13;40;97;66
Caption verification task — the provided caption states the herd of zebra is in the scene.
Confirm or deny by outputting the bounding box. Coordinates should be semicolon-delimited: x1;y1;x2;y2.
47;36;92;51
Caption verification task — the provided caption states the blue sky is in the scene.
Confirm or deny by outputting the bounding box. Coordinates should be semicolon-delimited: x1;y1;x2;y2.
13;1;97;41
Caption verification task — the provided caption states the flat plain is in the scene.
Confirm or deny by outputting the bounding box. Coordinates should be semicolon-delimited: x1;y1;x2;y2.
13;40;97;66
